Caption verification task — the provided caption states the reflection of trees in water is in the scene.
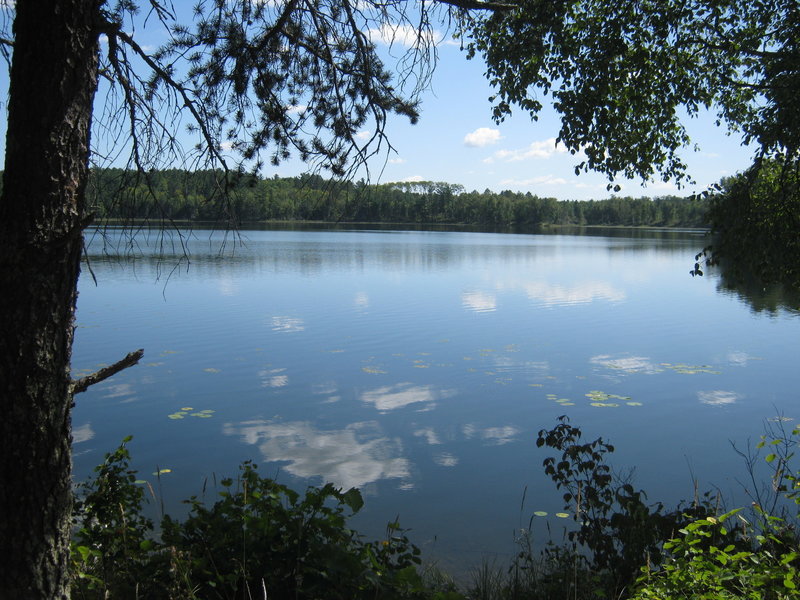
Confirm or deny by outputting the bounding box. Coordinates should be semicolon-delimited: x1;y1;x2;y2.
83;226;703;283
715;262;800;316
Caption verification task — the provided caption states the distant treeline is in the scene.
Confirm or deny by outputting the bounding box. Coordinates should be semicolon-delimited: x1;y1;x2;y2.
85;168;709;228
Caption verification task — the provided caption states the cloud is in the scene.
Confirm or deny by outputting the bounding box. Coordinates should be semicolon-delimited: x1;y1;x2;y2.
354;130;372;141
286;104;307;114
367;23;443;48
485;138;568;163
399;175;424;183
388;157;406;165
464;127;503;148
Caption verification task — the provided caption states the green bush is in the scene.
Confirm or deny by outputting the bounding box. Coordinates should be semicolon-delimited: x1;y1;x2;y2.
70;438;461;599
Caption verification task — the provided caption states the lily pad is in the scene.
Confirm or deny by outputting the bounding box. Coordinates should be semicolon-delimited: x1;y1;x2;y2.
533;511;548;517
555;512;570;518
152;469;171;476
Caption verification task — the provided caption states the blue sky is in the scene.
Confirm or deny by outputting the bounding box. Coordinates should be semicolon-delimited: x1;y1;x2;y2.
321;28;759;200
0;5;758;201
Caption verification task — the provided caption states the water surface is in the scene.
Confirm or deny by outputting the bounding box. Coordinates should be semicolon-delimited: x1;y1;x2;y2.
73;227;800;572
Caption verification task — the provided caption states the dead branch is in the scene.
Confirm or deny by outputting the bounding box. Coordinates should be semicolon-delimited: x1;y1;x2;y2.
71;348;145;395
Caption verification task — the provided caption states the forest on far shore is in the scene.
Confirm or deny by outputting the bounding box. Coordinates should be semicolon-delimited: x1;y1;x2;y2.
86;169;710;229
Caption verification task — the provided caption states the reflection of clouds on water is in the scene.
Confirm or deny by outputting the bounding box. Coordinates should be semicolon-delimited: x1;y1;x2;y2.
259;367;288;388
413;427;441;445
434;452;459;467
72;423;95;444
591;355;661;374
462;291;497;313
727;351;757;366
312;381;340;403
102;383;137;400
462;423;520;445
522;281;625;306
354;292;370;309
222;420;410;489
699;390;740;406
361;383;454;412
312;381;337;395
270;316;305;332
218;276;239;297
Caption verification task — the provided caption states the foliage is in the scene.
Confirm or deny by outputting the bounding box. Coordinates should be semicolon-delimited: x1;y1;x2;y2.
629;423;800;599
463;0;800;187
70;439;459;600
631;509;800;600
534;417;721;598
85;167;710;228
703;157;800;288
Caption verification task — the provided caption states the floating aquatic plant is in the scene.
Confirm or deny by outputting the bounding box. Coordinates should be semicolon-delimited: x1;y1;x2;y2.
660;362;721;375
168;408;215;420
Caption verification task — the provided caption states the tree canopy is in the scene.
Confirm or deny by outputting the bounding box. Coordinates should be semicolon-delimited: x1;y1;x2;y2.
463;0;800;186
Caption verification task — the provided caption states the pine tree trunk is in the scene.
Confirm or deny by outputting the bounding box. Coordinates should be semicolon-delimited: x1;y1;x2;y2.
0;1;101;597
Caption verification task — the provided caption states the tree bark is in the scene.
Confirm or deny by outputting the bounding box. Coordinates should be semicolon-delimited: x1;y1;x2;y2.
0;1;102;597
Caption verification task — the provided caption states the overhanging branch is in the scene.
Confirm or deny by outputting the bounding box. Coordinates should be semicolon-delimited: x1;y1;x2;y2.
435;0;516;11
71;348;144;395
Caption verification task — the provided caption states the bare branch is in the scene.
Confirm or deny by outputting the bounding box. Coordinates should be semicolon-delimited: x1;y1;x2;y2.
71;349;145;395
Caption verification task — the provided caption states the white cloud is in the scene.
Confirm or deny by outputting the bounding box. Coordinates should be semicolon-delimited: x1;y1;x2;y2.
286;104;307;114
464;127;503;148
400;175;424;183
354;130;372;141
486;138;569;163
388;157;406;165
367;23;443;48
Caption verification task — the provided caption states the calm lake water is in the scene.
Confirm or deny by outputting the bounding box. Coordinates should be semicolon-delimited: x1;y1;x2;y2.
73;226;799;573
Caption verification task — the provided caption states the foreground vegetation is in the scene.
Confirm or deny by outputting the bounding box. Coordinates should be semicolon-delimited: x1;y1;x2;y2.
72;419;800;599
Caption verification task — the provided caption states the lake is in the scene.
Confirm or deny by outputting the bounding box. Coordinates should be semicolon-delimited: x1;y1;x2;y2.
72;226;799;575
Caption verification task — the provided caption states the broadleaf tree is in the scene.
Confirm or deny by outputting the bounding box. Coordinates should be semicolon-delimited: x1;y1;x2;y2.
0;0;510;597
463;0;799;185
462;0;799;281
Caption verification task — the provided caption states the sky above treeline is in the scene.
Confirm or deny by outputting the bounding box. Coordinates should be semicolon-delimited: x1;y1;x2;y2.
0;5;758;201
339;26;758;200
